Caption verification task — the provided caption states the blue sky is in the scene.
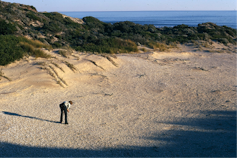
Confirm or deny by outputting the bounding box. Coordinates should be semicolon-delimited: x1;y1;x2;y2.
3;0;237;11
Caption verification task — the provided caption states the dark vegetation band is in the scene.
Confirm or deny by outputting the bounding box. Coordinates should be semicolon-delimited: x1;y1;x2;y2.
0;1;236;65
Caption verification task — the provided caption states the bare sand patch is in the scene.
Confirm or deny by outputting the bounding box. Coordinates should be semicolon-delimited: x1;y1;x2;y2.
0;48;236;157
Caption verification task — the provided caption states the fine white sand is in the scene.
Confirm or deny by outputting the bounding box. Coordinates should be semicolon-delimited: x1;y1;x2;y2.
0;44;236;157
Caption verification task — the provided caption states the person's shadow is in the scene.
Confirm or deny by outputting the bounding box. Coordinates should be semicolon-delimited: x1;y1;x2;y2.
2;111;60;124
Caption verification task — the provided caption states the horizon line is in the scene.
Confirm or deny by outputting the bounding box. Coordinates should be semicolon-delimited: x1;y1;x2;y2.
40;10;237;12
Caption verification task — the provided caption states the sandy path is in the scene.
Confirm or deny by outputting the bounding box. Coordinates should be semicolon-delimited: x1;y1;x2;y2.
0;50;236;157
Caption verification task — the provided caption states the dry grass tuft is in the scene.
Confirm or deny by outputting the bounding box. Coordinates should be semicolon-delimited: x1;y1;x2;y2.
191;40;199;47
217;50;225;53
198;46;204;51
0;69;11;81
64;61;77;72
56;80;65;87
58;46;75;58
51;62;65;72
35;62;46;66
48;65;59;77
58;50;68;58
140;48;148;52
147;42;176;52
20;42;51;58
109;54;117;59
34;49;51;58
72;55;80;60
87;60;105;70
45;67;56;78
58;77;68;86
20;42;35;52
23;38;52;50
44;66;67;87
48;64;68;86
192;67;208;71
38;62;67;87
101;54;118;67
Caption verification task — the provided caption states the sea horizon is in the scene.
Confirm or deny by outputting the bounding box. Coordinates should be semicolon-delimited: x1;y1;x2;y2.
60;11;237;29
57;10;236;12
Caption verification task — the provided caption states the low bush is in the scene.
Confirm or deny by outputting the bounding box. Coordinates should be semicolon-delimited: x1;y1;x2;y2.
0;19;17;35
42;21;63;33
75;38;138;54
30;5;37;11
0;35;24;65
64;61;77;72
20;38;52;49
0;1;237;62
32;49;51;58
0;35;51;65
58;50;68;58
26;12;41;21
20;42;35;52
19;38;52;58
147;41;170;51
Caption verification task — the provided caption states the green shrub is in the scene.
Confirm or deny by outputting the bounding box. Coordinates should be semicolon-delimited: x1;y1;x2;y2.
42;21;62;33
43;12;78;28
26;12;41;21
43;12;65;23
83;16;105;33
30;5;37;11
52;41;62;48
0;35;51;65
0;35;24;65
75;38;138;54
0;20;17;35
1;1;236;56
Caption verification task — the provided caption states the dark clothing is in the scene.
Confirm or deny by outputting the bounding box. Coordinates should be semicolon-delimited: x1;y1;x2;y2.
60;103;68;124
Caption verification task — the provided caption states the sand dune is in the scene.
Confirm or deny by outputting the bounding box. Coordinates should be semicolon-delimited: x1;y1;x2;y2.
0;46;236;157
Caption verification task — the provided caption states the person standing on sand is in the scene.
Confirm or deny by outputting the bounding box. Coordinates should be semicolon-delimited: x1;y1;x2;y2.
59;101;73;124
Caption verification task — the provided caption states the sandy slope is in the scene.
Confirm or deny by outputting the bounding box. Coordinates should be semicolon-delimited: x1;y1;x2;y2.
0;46;236;157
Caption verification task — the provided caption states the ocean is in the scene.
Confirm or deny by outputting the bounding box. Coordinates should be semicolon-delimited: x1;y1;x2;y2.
60;11;237;29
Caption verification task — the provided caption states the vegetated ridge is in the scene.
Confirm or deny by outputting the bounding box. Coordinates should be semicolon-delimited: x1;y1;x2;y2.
0;1;236;65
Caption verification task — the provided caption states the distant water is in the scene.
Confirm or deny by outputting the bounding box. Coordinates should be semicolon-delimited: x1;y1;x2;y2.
60;11;237;29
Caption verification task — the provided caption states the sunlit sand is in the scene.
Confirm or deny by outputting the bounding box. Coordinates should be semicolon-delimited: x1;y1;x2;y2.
0;44;236;157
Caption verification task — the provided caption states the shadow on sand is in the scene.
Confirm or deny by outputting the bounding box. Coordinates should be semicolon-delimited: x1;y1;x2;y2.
0;110;236;157
144;110;236;157
2;111;60;124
